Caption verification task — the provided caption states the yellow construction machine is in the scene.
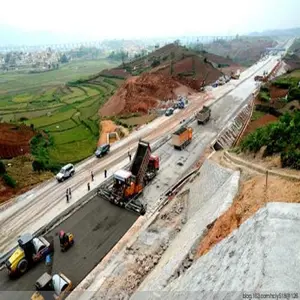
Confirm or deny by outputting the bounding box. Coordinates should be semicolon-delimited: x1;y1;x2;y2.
5;233;54;277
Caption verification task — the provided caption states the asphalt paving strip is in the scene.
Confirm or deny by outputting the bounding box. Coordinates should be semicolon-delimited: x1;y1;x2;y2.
0;196;137;299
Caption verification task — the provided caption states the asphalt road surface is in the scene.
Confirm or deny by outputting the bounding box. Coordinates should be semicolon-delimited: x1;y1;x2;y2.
0;196;137;300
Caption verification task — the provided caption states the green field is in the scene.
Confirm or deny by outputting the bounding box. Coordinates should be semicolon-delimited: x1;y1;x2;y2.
0;59;118;94
0;64;124;164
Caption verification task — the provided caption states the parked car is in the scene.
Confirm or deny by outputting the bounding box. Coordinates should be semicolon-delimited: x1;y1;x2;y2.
56;164;75;182
165;108;174;116
95;143;110;158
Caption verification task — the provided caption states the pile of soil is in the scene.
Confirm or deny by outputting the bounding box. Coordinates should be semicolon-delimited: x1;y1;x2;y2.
0;123;36;159
196;174;300;257
99;73;180;116
269;85;288;99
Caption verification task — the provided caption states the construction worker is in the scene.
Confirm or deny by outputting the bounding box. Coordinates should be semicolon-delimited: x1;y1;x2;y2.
91;170;94;182
59;230;68;245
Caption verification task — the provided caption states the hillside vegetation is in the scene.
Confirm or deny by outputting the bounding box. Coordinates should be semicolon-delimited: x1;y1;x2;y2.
202;36;276;66
240;67;300;169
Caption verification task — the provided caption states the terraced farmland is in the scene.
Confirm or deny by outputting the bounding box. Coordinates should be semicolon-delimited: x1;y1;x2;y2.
0;74;124;164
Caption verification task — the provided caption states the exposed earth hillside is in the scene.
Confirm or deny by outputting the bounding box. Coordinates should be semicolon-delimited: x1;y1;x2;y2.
99;43;239;116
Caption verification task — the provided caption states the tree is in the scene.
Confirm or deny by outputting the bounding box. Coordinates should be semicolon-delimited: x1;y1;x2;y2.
170;60;174;75
3;174;16;188
32;160;45;173
0;160;6;175
121;51;126;68
192;56;196;77
174;39;180;46
4;53;11;64
60;54;69;64
151;59;160;68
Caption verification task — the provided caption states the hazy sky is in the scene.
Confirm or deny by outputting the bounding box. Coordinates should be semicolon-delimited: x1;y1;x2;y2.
1;0;299;39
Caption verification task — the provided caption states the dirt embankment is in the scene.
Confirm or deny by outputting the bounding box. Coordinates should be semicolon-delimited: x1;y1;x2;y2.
0;155;53;204
158;56;223;90
196;174;300;257
99;73;181;116
0;123;36;159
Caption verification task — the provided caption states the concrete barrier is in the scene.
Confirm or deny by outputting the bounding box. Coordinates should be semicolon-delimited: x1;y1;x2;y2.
212;99;253;150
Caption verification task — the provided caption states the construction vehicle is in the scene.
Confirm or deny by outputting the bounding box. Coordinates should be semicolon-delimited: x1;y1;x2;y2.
172;126;193;150
59;231;74;252
5;233;54;277
196;106;211;125
177;98;185;109
31;272;72;300
231;69;240;79
98;140;160;215
254;75;268;82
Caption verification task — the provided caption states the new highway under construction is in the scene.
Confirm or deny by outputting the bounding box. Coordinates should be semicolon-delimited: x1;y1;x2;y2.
0;45;289;300
0;197;137;299
0;114;214;299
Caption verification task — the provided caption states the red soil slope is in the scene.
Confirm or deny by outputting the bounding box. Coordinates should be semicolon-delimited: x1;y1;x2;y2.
0;123;35;159
99;73;180;116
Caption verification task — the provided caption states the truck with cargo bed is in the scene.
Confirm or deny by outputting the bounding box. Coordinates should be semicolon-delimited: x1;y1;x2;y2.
196;106;211;125
172;126;193;150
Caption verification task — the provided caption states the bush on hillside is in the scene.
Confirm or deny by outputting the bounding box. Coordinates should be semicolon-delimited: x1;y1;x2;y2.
151;59;160;68
240;111;300;169
288;87;300;101
0;160;6;175
272;79;293;89
3;173;16;188
281;150;300;170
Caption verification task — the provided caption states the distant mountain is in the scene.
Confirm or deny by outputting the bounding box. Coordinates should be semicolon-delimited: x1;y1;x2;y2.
0;25;89;46
249;27;300;37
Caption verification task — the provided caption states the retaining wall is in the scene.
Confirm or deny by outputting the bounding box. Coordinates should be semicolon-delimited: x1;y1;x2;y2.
132;160;240;298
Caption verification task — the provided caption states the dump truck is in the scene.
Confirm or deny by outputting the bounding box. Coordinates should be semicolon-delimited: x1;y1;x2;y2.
98;140;159;215
254;75;267;82
31;272;72;300
196;106;211;125
5;233;54;277
172;126;193;150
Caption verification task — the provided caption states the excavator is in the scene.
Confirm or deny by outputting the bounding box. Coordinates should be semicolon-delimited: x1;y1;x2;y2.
98;140;159;215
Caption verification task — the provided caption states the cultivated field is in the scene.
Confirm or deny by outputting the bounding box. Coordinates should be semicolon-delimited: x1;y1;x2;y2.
0;63;122;164
0;59;117;94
